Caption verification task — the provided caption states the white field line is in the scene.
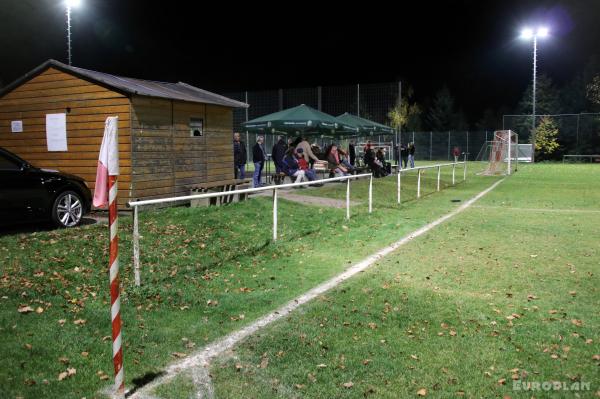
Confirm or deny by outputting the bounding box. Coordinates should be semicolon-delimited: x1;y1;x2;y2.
129;178;506;399
472;205;600;214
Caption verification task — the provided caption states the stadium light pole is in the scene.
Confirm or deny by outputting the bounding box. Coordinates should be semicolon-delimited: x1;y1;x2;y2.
520;26;549;162
65;0;81;65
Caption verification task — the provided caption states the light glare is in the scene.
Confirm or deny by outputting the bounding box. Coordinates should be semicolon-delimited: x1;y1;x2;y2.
520;28;533;39
65;0;81;8
537;27;549;37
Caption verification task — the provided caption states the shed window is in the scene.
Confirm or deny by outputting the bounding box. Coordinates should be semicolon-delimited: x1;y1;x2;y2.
190;118;203;137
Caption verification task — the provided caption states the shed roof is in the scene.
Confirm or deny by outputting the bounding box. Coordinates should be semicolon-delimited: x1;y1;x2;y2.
0;59;248;108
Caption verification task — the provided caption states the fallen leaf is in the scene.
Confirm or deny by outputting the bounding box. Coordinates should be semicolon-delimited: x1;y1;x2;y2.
362;359;371;365
259;356;269;369
58;372;68;381
417;388;427;396
342;381;354;388
73;319;86;325
81;352;89;357
449;330;457;336
58;319;66;326
35;307;44;314
368;322;377;330
24;344;32;350
316;364;327;368
295;384;305;389
571;319;583;327
498;378;506;385
18;305;34;314
549;309;558;314
569;291;577;296
171;352;187;358
59;357;69;364
410;355;419;360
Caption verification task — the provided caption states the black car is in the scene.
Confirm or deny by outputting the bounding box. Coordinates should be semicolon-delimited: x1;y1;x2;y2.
0;147;92;228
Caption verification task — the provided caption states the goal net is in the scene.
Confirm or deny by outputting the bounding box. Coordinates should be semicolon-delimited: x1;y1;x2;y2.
475;130;518;175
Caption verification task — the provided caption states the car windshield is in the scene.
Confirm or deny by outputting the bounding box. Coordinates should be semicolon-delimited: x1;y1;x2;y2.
0;148;29;168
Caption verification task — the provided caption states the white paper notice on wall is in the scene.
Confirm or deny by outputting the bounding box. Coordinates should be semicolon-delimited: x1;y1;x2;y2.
11;121;23;133
46;113;68;151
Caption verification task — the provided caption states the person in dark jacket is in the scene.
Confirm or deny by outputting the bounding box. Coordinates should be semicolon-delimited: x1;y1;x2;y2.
400;144;408;169
252;136;266;187
376;148;391;174
349;140;356;166
233;133;247;179
408;142;416;168
282;148;306;183
272;135;287;174
363;142;386;178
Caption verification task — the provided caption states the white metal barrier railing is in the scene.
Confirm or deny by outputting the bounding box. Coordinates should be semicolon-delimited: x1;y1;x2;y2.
127;173;373;286
396;159;466;203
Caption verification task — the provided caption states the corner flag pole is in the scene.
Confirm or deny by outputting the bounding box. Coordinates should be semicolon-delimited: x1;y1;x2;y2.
94;116;124;397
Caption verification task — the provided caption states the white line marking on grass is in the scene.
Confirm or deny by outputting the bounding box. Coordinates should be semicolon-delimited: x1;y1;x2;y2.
129;178;505;399
472;205;600;214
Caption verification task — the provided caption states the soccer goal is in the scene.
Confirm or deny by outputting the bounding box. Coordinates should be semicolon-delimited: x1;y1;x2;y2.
475;130;519;175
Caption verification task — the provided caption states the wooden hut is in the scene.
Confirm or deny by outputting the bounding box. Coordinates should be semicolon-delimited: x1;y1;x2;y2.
0;59;248;208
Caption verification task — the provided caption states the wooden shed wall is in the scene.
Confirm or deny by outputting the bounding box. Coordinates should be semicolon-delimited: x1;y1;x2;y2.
130;97;234;200
0;67;132;207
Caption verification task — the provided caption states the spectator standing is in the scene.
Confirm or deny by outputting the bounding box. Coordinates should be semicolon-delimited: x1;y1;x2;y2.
272;135;287;174
408;142;416;168
452;146;461;162
400;143;408;169
349;140;356;166
233;132;247;179
252;136;266;187
296;137;320;165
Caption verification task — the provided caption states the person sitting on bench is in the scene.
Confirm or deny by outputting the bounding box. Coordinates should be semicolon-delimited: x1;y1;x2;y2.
295;148;318;181
282;148;307;183
363;142;387;178
326;144;350;177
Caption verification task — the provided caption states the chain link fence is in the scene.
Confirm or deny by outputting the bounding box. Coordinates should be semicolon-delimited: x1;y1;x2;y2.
225;84;600;165
503;113;600;157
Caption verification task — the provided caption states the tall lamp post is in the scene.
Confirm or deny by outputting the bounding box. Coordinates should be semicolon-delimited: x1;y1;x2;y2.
520;26;549;162
65;0;81;65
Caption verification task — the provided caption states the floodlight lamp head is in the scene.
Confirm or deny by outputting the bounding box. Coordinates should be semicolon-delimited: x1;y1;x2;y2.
65;0;81;8
537;27;549;37
520;28;534;40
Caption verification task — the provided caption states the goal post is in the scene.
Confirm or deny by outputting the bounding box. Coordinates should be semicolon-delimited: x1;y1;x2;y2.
475;130;519;176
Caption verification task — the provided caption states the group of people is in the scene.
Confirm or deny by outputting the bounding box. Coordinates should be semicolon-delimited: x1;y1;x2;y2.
233;132;419;187
399;142;416;169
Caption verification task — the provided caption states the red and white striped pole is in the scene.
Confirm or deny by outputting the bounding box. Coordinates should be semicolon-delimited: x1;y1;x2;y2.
108;174;124;396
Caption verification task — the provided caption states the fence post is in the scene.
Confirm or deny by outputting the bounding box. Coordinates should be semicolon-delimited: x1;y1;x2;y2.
452;164;456;185
346;178;350;220
463;154;467;181
417;169;422;198
437;166;441;191
447;131;451;161
368;174;373;213
133;205;141;286
397;170;401;204
430;131;433;160
272;189;278;241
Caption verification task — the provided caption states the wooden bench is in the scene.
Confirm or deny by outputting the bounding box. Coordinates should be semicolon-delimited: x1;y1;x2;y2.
190;179;252;207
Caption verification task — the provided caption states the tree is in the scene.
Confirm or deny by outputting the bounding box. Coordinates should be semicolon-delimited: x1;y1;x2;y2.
586;75;600;105
387;88;422;132
517;74;562;116
425;86;466;131
534;116;560;160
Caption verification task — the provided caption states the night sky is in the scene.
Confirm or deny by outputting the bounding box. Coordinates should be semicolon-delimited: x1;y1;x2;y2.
1;0;599;122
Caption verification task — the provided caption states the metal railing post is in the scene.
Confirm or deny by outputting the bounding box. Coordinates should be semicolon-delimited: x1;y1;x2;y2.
272;188;278;241
437;166;441;191
417;169;422;198
346;178;350;220
133;205;141;287
397;170;401;204
463;155;467;181
368;174;373;213
452;163;456;185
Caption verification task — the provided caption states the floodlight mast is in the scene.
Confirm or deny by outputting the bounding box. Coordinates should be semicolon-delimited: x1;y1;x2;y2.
65;0;81;65
520;26;549;162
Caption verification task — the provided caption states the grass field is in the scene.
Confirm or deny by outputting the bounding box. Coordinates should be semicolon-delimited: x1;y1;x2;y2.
1;164;598;398
206;164;600;398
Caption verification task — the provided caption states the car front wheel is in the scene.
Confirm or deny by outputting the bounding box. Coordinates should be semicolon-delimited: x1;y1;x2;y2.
52;191;84;227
